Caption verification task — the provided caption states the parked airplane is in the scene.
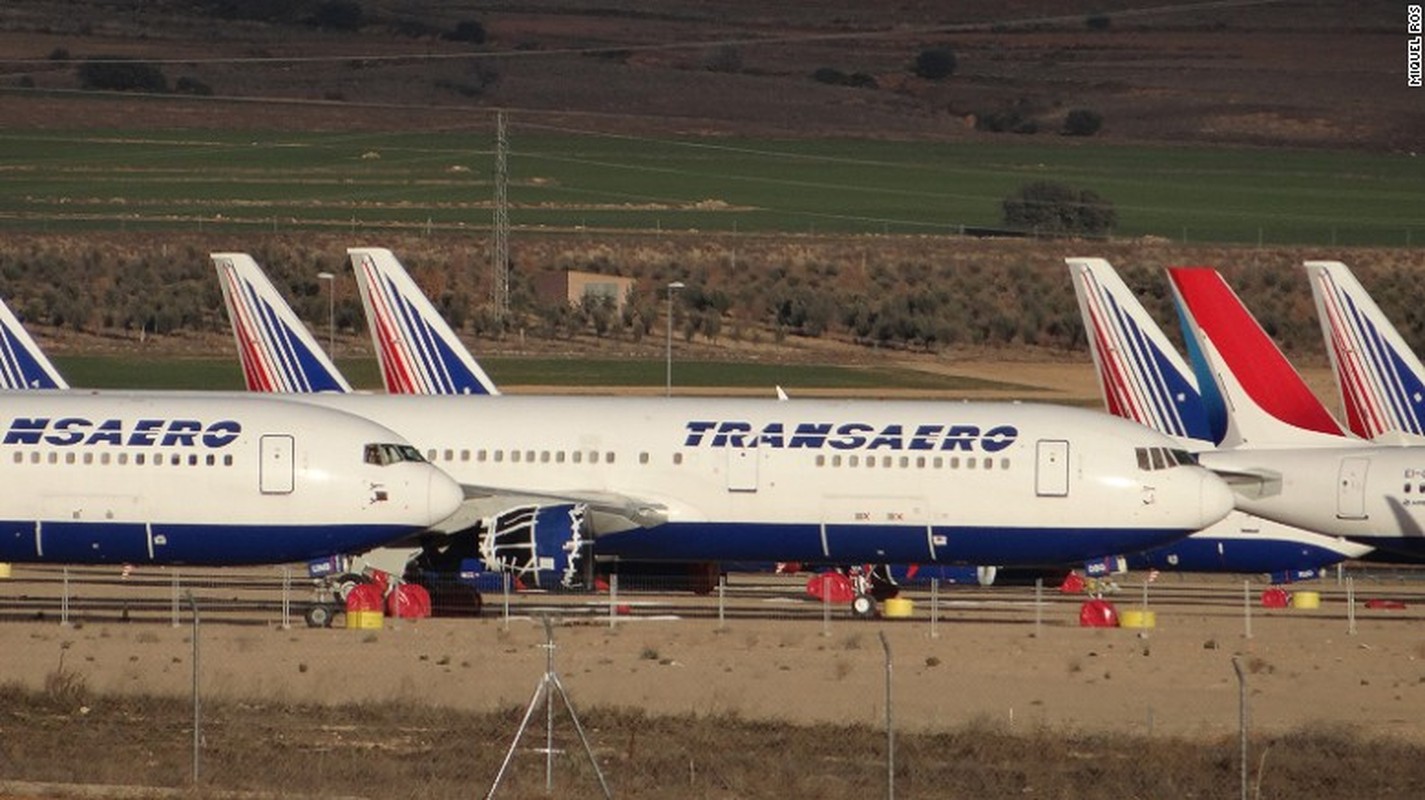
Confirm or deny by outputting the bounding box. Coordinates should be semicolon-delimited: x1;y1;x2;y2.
283;391;1233;602
1068;257;1371;576
0;294;67;390
1170;266;1425;557
214;253;352;393
349;247;499;396
1305;260;1425;443
0;391;462;565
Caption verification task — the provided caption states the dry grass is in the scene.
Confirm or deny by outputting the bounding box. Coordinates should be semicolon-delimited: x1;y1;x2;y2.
2;684;1423;799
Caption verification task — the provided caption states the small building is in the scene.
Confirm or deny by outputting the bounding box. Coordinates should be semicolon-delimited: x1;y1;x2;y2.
536;270;638;314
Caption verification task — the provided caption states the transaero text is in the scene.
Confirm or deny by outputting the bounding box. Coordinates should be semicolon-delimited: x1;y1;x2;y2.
684;421;1019;451
3;418;243;448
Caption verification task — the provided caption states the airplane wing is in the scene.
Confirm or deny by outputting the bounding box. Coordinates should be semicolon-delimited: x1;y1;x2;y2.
456;483;671;529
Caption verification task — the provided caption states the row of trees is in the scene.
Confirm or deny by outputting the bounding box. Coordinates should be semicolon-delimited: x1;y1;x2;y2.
6;229;1394;357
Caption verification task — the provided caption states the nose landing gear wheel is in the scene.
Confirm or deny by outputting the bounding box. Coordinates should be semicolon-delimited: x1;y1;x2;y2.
851;593;877;618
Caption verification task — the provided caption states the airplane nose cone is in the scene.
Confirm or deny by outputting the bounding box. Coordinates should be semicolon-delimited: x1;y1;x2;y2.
1199;470;1234;528
426;466;464;526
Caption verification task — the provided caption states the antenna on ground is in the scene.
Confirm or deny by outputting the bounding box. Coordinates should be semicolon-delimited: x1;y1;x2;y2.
486;615;611;799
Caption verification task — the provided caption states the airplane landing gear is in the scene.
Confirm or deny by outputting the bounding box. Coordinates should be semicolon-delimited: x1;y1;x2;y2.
851;593;877;618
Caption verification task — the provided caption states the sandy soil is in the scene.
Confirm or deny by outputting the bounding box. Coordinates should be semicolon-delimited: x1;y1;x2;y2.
3;568;1424;748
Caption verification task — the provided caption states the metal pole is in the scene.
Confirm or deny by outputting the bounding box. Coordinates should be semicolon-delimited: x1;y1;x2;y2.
609;572;618;630
281;567;291;630
1034;578;1043;637
717;575;726;631
821;575;832;637
317;272;335;357
879;631;894;800
665;282;684;396
502;571;511;631
1232;656;1248;800
929;578;939;639
188;592;201;786
1347;576;1357;636
1243;580;1253;639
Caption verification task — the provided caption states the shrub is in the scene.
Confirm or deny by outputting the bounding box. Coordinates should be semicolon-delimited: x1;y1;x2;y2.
1001;180;1117;237
704;45;743;73
1062;108;1103;136
175;76;214;96
77;58;168;93
444;20;486;44
310;0;363;31
976;106;1038;134
913;47;957;80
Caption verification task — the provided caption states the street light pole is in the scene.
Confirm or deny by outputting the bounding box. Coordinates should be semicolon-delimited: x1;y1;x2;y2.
665;281;685;397
317;271;335;357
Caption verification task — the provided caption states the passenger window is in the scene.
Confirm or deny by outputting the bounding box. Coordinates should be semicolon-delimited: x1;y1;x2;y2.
512;451;522;463
135;453;145;466
118;453;128;465
815;455;825;467
10;452;19;464
640;452;650;465
831;455;842;467
478;450;488;462
1136;448;1151;471
966;458;976;470
461;450;470;462
849;455;859;467
223;454;233;466
573;451;582;464
556;452;566;464
606;452;615;464
590;451;600;464
494;450;504;463
541;451;551;463
672;453;682;465
102;453;111;465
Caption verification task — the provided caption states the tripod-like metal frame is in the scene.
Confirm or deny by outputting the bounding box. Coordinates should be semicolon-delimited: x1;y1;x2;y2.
486;616;611;799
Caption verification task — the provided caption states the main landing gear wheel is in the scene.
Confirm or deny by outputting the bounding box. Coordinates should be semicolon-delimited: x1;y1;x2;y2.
304;603;337;628
851;593;877;618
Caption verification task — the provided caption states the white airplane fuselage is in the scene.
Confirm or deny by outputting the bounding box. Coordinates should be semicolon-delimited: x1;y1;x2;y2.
292;394;1233;567
1201;446;1425;557
0;391;462;565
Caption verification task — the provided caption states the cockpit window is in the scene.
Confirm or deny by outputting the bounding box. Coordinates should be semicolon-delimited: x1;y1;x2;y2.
1135;446;1198;471
364;443;427;466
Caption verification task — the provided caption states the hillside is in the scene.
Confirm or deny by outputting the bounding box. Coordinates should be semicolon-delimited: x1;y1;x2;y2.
0;0;1419;151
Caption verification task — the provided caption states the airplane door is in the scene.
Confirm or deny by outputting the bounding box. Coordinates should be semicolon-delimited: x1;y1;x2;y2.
260;435;295;494
1035;439;1070;497
1337;456;1369;520
727;447;758;493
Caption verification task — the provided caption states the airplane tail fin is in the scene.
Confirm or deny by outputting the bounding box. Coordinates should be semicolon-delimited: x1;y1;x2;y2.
1167;266;1349;448
0;295;68;389
1066;258;1217;444
348;247;500;396
211;253;352;393
1305;260;1425;441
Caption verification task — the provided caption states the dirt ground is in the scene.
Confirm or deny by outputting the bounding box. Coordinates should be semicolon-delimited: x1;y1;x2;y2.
3;569;1424;747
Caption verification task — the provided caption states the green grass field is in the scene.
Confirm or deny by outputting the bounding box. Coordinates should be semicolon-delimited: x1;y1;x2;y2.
2;129;1421;246
51;354;1033;394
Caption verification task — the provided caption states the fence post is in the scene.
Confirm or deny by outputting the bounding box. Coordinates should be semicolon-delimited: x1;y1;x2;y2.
1034;578;1043;637
1347;576;1357;636
609;572;618;630
821;575;832;637
502;571;511;631
929;578;939;639
60;567;70;627
1233;656;1248;800
879;631;895;800
280;567;292;630
1243;580;1253;639
717;575;726;631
